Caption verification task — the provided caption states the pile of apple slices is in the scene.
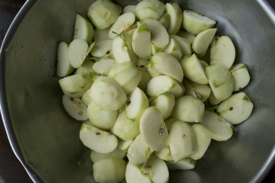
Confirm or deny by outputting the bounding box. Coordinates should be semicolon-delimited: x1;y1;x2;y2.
57;0;254;182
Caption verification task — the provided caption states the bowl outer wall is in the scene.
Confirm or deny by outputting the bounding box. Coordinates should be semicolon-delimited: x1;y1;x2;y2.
1;0;275;183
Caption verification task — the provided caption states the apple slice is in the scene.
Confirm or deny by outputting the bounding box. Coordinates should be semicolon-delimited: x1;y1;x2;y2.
108;62;142;95
127;134;153;168
92;58;117;76
56;42;75;77
90;39;112;57
109;12;136;39
74;59;94;75
90;76;127;110
158;12;171;30
170;35;191;57
176;30;195;44
210;36;236;69
118;139;133;152
141;154;169;183
90;147;126;163
94;27;110;41
155;146;174;161
150;92;175;120
151;52;184;82
166;158;196;170
140;107;169;151
206;64;234;101
164;117;178;132
93;158;126;183
147;62;162;78
200;110;233;141
217;92;253;125
230;64;251;91
79;123;118;153
111;111;140;141
73;14;94;42
87;101;117;130
182;10;216;35
192;28;217;56
163;37;182;60
183;79;211;102
135;0;165;20
181;54;208;84
125;87;149;121
125;162;151;183
147;75;184;99
123;5;136;14
190;124;212;160
169;121;198;162
81;88;92;106
200;60;209;69
137;58;152;91
68;39;95;68
166;3;182;35
59;74;93;98
132;23;151;59
87;0;122;30
171;95;205;123
208;92;221;105
62;95;88;121
141;19;169;54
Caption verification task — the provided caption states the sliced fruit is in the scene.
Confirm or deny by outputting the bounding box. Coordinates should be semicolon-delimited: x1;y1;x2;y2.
81;88;93;106
79;123;118;153
108;62;142;95
87;101;117;130
166;158;196;170
158;11;171;30
87;0;122;29
182;10;216;35
209;91;221;105
73;14;94;42
135;0;165;20
155;146;174;161
151;52;184;82
192;28;217;56
109;12;136;39
171;95;205;123
111;111;140;141
90;147;126;163
164;117;178;132
68;39;95;68
140;107;169;151
141;19;169;54
147;62;162;78
217;92;253;125
137;58;152;91
191;124;212;160
125;162;151;183
169;121;198;162
176;30;195;44
183;79;211;102
210;36;236;69
123;5;136;14
150;92;175;120
92;58;117;76
200;60;209;69
90;76;127;110
125;87;149;121
200;110;233;141
170;35;191;57
181;54;208;84
127;134;153;168
62;95;88;121
163;37;182;60
59;74;93;98
166;3;182;35
93;158;126;183
94;27;110;41
132;23;151;59
141;154;169;183
206;64;234;101
90;39;112;57
147;75;184;98
56;42;74;77
230;63;250;91
118;139;133;152
74;59;94;75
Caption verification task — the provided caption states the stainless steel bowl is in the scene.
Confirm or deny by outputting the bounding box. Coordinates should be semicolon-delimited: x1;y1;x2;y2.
1;0;275;182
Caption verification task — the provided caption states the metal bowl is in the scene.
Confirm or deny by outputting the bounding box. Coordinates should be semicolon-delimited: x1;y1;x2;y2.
1;0;275;182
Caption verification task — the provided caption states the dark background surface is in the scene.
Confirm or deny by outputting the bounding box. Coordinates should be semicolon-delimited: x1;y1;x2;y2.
0;0;275;183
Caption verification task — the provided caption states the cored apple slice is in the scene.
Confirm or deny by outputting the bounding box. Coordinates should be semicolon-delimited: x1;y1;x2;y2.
135;0;165;20
62;95;88;121
176;30;195;44
166;158;196;170
56;42;74;77
170;35;191;57
125;162;151;183
230;63;251;91
73;14;94;42
163;37;182;60
92;58;117;76
166;3;182;35
90;39;112;57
